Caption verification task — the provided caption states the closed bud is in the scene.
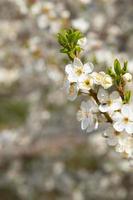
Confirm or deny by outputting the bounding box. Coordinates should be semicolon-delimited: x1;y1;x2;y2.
123;73;132;82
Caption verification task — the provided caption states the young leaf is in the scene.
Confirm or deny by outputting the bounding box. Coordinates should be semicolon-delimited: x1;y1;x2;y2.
114;59;122;75
123;90;131;104
122;61;128;74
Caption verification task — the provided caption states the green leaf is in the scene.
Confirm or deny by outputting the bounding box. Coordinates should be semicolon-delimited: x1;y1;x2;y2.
106;67;115;78
114;59;122;75
57;28;84;60
123;90;131;103
122;61;128;74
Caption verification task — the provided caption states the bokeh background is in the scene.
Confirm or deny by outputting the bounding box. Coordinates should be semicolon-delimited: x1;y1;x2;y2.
0;0;133;199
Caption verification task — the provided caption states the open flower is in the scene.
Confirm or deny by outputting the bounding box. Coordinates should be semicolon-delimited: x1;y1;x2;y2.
112;104;133;134
104;126;133;158
65;58;94;83
98;88;122;114
116;132;133;158
78;74;94;92
77;99;98;132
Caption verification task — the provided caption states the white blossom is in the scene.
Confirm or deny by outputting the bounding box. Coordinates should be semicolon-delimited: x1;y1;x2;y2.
98;88;122;113
77;99;98;132
65;58;94;83
78;74;94;92
116;132;133;158
104;127;133;159
112;104;133;134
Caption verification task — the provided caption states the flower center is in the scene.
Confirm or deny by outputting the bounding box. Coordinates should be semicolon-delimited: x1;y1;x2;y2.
75;67;83;76
107;100;112;106
84;79;90;86
124;117;129;123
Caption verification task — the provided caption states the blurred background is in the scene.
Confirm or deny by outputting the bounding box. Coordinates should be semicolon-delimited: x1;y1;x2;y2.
0;0;133;199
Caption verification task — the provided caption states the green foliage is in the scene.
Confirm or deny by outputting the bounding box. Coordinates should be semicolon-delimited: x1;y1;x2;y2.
106;67;115;78
107;59;129;86
57;28;83;60
123;90;131;104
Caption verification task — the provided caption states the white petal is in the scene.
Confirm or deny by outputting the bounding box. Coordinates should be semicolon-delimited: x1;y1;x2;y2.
68;73;77;82
73;57;83;68
113;121;125;132
121;104;131;117
83;62;94;74
77;111;82;121
65;64;73;74
80;101;88;112
111;100;122;111
81;118;89;130
86;99;98;112
129;110;133;121
78;74;86;82
99;104;109;113
110;91;120;100
125;123;133;134
112;112;123;121
97;87;109;103
86;116;95;133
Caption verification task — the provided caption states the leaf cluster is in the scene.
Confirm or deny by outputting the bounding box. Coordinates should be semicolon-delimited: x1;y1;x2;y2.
107;59;131;103
107;59;128;85
57;28;83;60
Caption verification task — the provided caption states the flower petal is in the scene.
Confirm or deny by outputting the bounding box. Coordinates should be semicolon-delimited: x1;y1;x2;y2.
125;123;133;134
80;101;88;112
65;64;73;74
83;62;94;74
112;112;123;121
81;118;89;130
113;121;125;132
110;91;120;100
87;99;98;112
86;116;95;133
73;57;83;68
97;87;109;103
111;100;122;111
121;104;131;117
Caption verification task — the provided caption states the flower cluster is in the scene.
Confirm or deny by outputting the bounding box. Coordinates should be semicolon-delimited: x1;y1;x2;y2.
58;29;133;163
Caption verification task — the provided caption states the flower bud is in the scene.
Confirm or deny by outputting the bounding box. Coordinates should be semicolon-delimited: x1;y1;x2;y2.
123;73;132;82
77;37;87;49
101;74;113;89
